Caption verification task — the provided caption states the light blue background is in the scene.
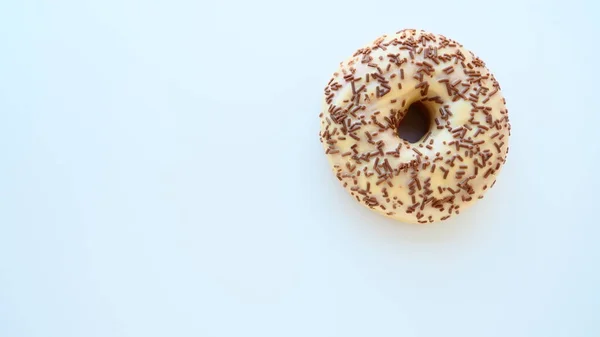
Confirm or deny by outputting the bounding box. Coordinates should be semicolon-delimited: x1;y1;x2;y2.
1;0;599;336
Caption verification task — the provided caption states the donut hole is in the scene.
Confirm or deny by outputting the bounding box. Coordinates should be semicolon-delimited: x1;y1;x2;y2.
397;101;432;143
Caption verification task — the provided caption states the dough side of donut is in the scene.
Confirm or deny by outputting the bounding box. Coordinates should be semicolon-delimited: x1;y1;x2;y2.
319;29;510;224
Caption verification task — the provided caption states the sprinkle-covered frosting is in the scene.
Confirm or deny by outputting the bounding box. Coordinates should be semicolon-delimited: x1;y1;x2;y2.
319;29;511;223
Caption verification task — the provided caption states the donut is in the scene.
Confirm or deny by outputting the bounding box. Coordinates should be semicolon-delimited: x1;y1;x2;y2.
319;29;511;224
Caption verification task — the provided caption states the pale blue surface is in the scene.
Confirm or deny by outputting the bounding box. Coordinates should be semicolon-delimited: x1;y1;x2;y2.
1;1;599;336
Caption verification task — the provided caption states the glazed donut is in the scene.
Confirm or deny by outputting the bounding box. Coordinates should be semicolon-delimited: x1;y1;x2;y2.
319;29;510;223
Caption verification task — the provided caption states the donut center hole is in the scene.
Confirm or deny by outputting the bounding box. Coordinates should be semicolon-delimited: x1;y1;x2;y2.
397;101;431;143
